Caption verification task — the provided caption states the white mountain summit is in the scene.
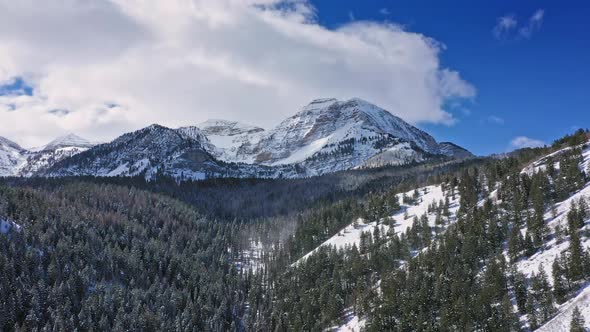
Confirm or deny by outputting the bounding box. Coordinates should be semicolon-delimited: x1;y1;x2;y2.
1;98;472;180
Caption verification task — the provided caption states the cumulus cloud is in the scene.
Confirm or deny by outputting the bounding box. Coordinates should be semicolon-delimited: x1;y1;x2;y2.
0;0;475;147
510;136;545;149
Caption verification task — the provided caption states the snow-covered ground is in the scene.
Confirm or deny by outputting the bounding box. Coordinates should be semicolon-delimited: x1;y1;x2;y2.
515;145;590;281
521;142;589;177
0;137;27;176
327;143;590;331
537;283;590;331
294;184;461;264
0;218;21;234
514;184;590;281
513;144;590;330
234;240;266;273
329;309;366;332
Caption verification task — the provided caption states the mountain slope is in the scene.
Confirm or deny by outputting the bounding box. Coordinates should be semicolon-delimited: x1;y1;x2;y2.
41;124;219;179
196;98;472;175
196;119;265;163
276;135;590;331
40;124;303;180
19;134;97;176
3;97;472;179
41;133;96;151
0;136;26;176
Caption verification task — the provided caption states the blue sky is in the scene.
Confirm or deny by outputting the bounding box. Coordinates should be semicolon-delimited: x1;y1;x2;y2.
311;0;590;155
0;0;588;154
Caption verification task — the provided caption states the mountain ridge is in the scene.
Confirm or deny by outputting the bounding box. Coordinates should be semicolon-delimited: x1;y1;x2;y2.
2;98;472;180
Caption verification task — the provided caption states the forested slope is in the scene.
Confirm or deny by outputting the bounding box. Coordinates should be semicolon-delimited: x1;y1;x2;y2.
2;129;590;331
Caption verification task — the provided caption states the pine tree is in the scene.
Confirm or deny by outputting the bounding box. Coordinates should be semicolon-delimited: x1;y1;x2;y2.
524;233;536;256
512;270;528;314
530;171;549;247
526;291;539;330
579;197;589;222
443;196;451;219
532;265;555;322
552;258;567;304
569;226;585;282
570;306;586;332
508;227;522;262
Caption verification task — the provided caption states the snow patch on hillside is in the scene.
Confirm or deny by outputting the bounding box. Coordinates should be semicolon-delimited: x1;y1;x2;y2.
537;283;590;331
0;218;21;234
294;184;460;265
330;309;366;332
515;146;590;281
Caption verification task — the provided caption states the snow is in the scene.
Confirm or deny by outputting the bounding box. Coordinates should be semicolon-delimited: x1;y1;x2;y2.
359;142;420;168
234;241;265;273
0;136;26;176
273;136;331;165
537;282;590;331
521;143;589;176
294;184;460;265
515;145;590;281
517;236;590;282
106;162;130;177
194;98;449;175
36;133;95;151
511;143;590;330
329;309;366;332
0;218;21;234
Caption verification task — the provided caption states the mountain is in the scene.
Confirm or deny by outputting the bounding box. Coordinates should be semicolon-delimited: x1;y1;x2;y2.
4;127;589;331
196;98;472;175
3;98;472;180
196;119;266;163
18;134;97;176
41;124;216;179
41;133;96;150
0;134;97;177
271;134;590;331
0;136;26;176
438;141;473;159
41;124;302;180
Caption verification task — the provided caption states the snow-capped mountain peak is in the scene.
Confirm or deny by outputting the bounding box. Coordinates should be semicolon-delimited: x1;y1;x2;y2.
0;136;24;152
36;133;95;151
1;97;472;180
198;119;264;136
0;136;27;176
235;97;455;172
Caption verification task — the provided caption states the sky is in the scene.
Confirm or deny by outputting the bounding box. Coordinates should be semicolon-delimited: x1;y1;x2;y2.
0;0;588;155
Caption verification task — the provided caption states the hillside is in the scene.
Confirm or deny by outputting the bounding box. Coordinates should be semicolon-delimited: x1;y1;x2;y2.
2;129;589;331
239;130;590;331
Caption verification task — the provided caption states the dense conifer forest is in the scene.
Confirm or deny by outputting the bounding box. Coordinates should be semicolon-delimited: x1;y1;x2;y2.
1;129;590;331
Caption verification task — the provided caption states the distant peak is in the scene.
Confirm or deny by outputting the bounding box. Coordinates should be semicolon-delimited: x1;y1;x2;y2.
198;119;264;136
43;133;95;150
145;123;169;130
0;136;24;151
309;98;337;104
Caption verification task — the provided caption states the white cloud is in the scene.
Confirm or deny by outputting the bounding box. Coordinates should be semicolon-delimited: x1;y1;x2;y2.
510;136;545;149
519;9;544;38
493;9;544;41
487;115;504;125
379;8;390;16
0;0;475;147
493;14;517;39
